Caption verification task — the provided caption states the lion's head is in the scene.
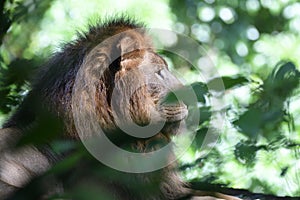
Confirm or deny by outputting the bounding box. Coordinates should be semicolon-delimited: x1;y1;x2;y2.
72;29;188;141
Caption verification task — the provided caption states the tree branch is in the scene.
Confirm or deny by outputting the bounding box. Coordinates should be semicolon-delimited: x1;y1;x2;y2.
189;181;299;200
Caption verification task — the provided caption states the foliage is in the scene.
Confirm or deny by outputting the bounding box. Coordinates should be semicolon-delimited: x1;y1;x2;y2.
1;0;300;199
169;1;300;197
0;0;53;117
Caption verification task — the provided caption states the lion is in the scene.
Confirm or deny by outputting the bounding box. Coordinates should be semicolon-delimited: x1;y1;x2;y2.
0;18;240;200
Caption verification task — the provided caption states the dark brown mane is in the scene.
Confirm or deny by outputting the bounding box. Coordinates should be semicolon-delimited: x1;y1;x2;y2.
3;18;144;136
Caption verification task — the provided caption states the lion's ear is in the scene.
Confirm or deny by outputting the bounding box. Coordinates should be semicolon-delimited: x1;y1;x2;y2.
116;31;152;72
117;36;140;72
118;36;137;56
118;30;151;58
117;37;132;72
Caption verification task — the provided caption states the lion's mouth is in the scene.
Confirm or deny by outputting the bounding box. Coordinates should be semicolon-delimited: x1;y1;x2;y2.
158;102;188;122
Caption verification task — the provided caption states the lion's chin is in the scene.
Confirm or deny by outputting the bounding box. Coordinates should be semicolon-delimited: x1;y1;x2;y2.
161;120;186;136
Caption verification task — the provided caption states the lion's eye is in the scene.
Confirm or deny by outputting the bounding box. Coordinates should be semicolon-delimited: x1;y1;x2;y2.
155;69;165;80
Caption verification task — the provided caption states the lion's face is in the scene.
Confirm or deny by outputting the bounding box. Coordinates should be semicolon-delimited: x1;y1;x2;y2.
75;31;188;138
109;49;188;136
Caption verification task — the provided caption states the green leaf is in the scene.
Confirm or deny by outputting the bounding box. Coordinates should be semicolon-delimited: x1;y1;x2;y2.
234;141;258;166
194;128;209;148
208;76;248;91
191;82;208;103
163;82;208;104
48;151;84;174
272;62;298;81
17;108;63;146
162;91;179;104
234;109;263;139
199;106;211;125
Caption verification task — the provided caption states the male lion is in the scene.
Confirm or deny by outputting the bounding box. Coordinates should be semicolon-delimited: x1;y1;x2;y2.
0;18;240;200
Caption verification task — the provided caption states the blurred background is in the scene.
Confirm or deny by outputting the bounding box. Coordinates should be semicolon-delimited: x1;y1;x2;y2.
1;0;300;198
